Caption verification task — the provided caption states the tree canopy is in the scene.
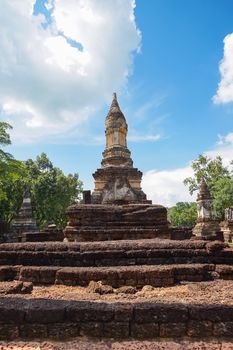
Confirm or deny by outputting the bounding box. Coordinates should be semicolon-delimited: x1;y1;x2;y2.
184;154;233;220
168;202;197;228
25;153;83;228
0;122;25;202
0;122;83;228
169;155;233;227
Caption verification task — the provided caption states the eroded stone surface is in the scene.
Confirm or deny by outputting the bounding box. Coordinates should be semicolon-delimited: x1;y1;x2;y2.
86;281;114;295
64;204;170;242
0;281;33;294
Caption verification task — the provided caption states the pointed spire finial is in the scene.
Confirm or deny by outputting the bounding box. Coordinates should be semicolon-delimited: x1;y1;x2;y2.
110;92;119;109
197;177;211;200
105;92;127;129
108;92;121;113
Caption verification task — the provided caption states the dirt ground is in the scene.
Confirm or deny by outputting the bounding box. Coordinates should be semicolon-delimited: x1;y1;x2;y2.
0;339;233;350
1;280;233;349
1;280;233;305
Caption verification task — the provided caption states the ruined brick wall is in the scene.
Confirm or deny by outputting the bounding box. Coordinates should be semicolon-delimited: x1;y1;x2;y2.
0;299;233;340
0;264;220;287
170;227;193;240
0;240;231;267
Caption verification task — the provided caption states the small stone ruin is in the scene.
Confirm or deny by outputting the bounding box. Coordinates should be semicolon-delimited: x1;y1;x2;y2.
12;188;38;240
220;208;233;243
192;178;222;239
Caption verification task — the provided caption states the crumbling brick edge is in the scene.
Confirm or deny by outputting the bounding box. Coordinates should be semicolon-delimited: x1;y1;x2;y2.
0;299;233;340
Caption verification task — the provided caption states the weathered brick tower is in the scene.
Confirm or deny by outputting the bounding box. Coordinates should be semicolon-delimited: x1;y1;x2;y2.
64;93;170;242
193;178;221;238
92;93;150;205
12;189;37;239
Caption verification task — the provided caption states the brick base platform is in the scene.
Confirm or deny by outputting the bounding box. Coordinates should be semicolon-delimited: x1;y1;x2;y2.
0;240;231;267
64;204;170;241
0;264;219;286
1;239;233;341
1;264;233;287
0;298;233;340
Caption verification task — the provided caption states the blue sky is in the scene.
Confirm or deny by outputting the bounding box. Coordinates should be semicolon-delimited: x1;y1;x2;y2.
2;0;233;205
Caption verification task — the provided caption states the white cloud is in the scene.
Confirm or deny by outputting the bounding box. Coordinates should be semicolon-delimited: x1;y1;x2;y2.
128;133;161;142
206;132;233;166
214;33;233;104
142;131;233;207
142;166;194;207
0;0;141;143
45;0;54;11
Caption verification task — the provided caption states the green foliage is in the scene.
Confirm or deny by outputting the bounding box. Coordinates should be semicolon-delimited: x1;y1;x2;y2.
212;177;233;219
184;154;233;220
0;152;83;227
0;121;83;227
25;153;83;228
0;122;25;203
0;178;26;223
168;202;197;228
184;155;231;195
0;122;12;146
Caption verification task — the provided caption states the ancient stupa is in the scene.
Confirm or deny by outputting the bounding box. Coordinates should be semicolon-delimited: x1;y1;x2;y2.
92;92;149;205
192;178;220;238
12;188;37;238
64;93;170;241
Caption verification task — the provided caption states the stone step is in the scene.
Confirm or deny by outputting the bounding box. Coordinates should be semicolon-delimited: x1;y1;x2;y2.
0;239;232;267
1;297;233;340
1;263;232;287
65;227;167;241
0;238;208;251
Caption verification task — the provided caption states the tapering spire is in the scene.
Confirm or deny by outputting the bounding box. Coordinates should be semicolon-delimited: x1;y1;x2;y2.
92;92;150;205
108;92;121;113
105;92;126;128
197;177;211;201
102;93;132;167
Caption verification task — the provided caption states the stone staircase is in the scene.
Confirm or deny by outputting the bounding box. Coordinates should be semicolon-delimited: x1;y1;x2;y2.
1;238;233;341
0;239;233;287
2;263;232;287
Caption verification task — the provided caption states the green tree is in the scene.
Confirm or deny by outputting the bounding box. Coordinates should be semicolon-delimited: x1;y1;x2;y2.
0;122;24;181
0;122;25;221
212;177;233;219
0;123;83;226
184;155;231;195
25;153;83;228
184;154;233;219
168;202;197;228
